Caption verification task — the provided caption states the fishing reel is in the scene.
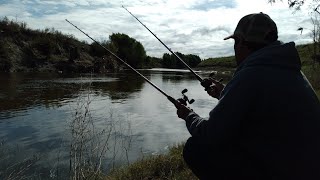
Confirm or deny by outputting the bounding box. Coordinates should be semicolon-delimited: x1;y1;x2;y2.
177;88;195;106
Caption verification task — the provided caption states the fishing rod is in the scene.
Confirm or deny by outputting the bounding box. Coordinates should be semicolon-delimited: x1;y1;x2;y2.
122;5;204;83
65;19;193;106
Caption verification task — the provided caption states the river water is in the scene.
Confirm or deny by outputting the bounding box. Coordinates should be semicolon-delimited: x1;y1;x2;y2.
0;69;231;178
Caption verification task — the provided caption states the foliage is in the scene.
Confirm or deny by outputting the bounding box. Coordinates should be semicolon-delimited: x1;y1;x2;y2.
0;42;12;72
0;17;124;72
298;44;320;97
106;144;197;180
0;17;206;72
31;36;56;56
110;33;147;68
162;52;201;69
146;56;162;68
197;56;236;68
302;64;320;89
89;40;113;58
186;54;202;67
268;0;306;10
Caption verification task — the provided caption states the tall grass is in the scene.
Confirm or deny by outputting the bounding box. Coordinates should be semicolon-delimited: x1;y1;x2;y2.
302;64;320;98
297;44;320;98
68;81;133;180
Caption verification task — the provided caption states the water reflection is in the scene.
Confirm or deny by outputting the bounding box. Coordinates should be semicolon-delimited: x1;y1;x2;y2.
0;72;150;119
0;73;81;119
0;69;231;118
92;71;146;100
0;69;232;178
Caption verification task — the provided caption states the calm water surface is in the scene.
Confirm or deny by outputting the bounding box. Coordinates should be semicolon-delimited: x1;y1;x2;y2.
0;69;230;178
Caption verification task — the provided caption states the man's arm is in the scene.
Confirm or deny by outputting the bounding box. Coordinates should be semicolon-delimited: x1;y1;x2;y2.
182;69;258;146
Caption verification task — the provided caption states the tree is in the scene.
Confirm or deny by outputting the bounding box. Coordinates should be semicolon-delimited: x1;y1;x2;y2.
186;54;202;67
174;52;185;69
309;12;320;65
89;42;105;57
268;0;306;10
268;0;320;12
162;53;174;68
162;52;201;69
109;33;147;68
269;0;320;66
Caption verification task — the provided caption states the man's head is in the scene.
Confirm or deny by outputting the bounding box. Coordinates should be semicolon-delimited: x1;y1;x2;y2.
224;12;278;65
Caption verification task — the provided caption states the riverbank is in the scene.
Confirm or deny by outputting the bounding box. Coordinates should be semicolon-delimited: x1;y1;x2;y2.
0;18;123;73
105;144;197;180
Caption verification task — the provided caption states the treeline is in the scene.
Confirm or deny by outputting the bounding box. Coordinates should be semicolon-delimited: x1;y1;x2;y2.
0;17;202;73
162;52;201;69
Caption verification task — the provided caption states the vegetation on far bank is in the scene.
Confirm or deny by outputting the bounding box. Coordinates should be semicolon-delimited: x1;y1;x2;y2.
197;56;236;69
0;17;201;73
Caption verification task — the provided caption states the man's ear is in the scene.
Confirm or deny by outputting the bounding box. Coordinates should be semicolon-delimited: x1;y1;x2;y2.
239;41;252;52
238;40;250;49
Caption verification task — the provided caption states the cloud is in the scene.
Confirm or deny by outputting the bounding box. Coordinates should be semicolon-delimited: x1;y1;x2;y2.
192;0;237;11
191;26;231;36
0;0;314;59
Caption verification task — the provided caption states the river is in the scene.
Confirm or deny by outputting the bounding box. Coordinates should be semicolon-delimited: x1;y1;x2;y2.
0;69;232;179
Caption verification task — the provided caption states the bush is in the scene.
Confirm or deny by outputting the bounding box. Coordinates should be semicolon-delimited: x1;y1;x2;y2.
0;42;12;72
0;58;12;72
31;37;55;56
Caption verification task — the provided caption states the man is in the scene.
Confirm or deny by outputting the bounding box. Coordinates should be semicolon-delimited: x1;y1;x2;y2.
175;12;320;179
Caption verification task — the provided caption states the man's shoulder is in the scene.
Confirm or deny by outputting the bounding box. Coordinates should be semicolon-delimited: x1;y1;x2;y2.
232;66;266;82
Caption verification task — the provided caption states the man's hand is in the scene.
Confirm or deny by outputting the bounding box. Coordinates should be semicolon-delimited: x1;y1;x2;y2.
201;78;225;99
174;100;193;120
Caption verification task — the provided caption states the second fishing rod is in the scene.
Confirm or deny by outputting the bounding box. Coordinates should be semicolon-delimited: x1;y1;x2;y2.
122;6;223;91
65;19;194;106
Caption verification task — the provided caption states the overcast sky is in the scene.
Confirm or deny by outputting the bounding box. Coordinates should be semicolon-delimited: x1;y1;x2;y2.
0;0;314;59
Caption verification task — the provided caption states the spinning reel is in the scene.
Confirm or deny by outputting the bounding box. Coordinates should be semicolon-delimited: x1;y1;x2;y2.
178;88;195;106
178;72;223;106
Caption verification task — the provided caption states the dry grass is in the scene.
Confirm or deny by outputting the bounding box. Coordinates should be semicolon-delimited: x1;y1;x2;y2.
105;144;197;180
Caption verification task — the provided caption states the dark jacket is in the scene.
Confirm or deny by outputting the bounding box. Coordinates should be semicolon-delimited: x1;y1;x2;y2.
184;41;320;179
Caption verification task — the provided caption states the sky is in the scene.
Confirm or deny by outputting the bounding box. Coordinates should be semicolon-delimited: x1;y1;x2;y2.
0;0;314;59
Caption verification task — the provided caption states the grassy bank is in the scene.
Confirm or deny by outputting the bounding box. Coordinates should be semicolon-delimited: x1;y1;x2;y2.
302;64;320;98
296;44;320;98
105;144;197;180
198;56;236;69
